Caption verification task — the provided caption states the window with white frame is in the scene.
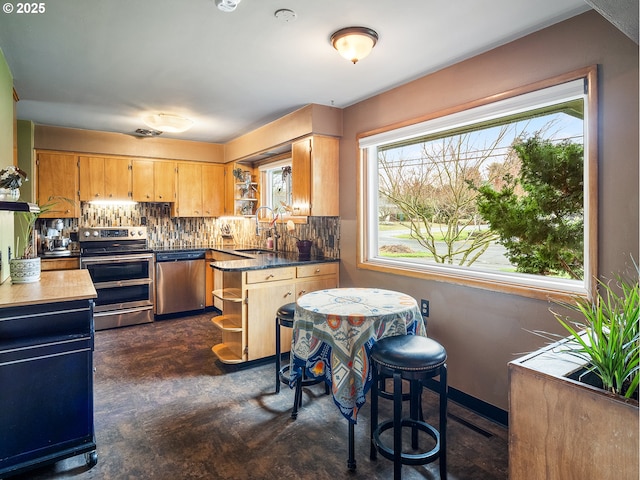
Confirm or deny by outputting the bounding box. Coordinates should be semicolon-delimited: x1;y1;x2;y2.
358;74;597;299
259;159;292;213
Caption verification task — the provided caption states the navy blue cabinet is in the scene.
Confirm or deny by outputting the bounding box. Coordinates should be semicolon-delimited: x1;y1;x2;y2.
0;299;97;477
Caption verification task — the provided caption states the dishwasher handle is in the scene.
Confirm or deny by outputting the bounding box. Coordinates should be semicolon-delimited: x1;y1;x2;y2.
156;250;206;262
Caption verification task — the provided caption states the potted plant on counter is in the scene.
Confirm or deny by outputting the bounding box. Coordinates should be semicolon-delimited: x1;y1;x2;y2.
509;262;639;479
10;197;74;283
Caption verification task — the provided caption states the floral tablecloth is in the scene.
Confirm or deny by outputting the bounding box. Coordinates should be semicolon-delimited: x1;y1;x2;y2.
289;287;426;424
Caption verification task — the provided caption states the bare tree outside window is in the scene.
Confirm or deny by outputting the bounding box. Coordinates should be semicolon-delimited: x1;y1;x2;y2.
374;107;584;278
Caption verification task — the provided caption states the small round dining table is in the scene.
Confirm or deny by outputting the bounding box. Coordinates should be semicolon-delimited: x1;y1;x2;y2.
289;287;426;470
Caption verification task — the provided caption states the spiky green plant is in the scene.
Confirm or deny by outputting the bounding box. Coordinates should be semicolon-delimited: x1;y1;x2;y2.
551;263;639;399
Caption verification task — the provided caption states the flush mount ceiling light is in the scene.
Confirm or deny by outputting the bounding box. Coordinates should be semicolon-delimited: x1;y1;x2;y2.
142;113;194;133
214;0;241;12
330;26;378;64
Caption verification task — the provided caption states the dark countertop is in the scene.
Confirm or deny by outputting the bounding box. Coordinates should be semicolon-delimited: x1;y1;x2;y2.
211;251;339;271
151;245;339;271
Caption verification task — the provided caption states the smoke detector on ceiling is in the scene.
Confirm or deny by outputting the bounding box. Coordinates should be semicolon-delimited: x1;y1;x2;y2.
274;9;297;23
215;0;241;12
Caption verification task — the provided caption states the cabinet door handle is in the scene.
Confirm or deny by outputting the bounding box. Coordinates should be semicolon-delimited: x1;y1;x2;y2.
266;274;274;280
285;291;293;297
299;289;307;295
315;268;321;273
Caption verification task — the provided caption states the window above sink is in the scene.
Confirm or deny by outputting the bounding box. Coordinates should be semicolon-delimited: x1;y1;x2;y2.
258;158;292;214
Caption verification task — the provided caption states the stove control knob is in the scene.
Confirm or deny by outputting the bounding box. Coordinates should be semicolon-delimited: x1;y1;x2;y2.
83;230;91;237
138;230;144;236
92;231;99;237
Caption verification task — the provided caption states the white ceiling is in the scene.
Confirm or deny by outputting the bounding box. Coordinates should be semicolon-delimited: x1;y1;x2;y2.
0;0;591;144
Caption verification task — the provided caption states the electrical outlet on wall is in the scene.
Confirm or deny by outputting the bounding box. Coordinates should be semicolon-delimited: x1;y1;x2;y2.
421;299;429;317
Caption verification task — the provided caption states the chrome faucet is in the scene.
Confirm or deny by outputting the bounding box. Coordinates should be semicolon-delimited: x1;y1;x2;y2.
255;206;280;250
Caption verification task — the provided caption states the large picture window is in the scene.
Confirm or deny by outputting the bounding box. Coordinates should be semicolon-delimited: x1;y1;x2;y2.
358;71;597;300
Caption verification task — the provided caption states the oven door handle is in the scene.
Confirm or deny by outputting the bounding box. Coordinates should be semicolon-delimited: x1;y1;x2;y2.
92;278;154;289
80;253;154;266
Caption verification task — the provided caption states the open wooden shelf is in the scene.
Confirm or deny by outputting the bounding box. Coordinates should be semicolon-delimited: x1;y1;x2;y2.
211;288;243;302
211;314;242;332
211;343;244;364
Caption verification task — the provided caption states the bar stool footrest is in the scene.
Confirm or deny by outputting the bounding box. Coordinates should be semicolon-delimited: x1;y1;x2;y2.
372;418;441;466
279;365;324;388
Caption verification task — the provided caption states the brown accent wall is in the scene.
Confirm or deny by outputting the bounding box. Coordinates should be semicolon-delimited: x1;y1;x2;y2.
340;11;639;410
35;125;225;163
224;104;343;162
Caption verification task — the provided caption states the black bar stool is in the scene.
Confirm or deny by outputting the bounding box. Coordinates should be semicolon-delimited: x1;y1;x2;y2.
274;302;327;419
370;334;447;480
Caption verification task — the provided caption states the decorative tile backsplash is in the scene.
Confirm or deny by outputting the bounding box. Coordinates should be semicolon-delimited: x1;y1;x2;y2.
37;204;340;258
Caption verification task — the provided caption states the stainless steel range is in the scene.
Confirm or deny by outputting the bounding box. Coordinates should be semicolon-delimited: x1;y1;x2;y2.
79;226;154;330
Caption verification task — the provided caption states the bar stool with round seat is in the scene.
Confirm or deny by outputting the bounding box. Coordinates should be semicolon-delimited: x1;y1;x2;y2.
274;302;327;419
369;334;447;480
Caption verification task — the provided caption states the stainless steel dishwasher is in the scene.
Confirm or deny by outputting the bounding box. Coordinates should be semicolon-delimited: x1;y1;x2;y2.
155;250;206;315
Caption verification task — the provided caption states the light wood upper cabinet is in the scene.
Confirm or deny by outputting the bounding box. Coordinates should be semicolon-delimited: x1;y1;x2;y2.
132;159;176;202
79;155;131;201
131;159;154;201
175;162;203;217
154;160;177;202
202;164;225;217
174;161;225;217
36;152;80;218
291;135;339;216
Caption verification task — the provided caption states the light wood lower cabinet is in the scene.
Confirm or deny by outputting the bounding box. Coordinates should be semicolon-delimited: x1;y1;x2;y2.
211;262;339;364
41;257;80;271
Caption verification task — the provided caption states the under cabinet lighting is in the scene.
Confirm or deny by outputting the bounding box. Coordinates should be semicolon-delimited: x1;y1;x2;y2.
89;200;138;206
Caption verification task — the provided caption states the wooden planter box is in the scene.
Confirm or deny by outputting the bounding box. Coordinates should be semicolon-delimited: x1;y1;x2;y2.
509;336;639;480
